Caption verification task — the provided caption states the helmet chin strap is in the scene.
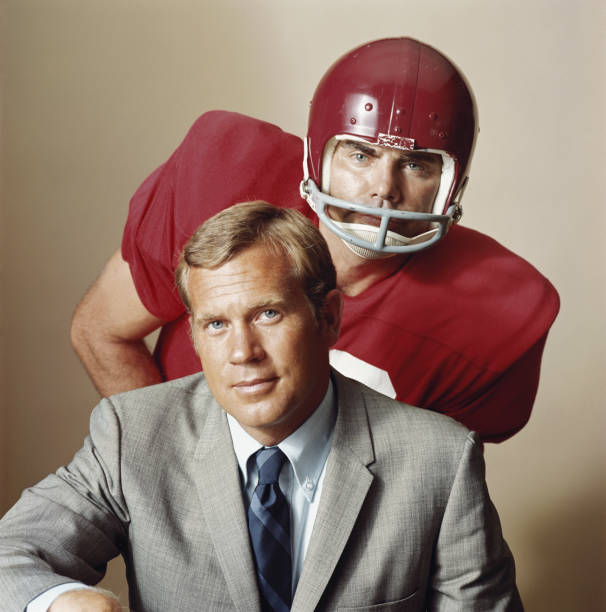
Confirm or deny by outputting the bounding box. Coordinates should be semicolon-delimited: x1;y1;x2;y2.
332;220;439;260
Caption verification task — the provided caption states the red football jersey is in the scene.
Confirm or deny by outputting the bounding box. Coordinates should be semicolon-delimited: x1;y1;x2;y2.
122;111;560;442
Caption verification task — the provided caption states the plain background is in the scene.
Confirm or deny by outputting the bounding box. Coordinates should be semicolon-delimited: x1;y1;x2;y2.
1;1;604;609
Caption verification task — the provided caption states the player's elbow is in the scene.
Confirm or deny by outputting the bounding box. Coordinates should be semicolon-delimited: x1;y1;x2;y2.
70;304;88;356
70;296;104;358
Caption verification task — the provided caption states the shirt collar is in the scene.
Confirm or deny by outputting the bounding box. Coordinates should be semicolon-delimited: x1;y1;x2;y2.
227;378;336;502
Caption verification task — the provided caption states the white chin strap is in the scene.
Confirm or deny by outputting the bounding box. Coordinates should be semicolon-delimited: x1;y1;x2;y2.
332;221;439;259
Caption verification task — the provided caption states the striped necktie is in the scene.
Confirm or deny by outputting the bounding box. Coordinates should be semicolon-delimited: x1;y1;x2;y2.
247;447;292;611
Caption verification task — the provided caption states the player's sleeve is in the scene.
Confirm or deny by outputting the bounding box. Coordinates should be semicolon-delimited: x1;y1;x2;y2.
120;110;305;325
448;335;549;443
121;112;226;323
418;227;561;443
121;149;186;323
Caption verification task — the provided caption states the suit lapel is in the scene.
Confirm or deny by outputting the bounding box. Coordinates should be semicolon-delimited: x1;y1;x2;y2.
193;392;261;612
292;371;376;611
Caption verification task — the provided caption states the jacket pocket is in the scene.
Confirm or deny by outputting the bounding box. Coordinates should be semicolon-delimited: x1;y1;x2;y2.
337;589;420;611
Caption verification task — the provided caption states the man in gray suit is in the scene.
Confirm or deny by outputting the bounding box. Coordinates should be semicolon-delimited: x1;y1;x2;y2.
0;201;522;611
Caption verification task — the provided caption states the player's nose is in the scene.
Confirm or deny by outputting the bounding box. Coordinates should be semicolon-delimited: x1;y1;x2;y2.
370;158;402;208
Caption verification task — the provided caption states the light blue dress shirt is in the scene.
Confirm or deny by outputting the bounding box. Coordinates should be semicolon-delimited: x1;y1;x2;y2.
227;379;336;593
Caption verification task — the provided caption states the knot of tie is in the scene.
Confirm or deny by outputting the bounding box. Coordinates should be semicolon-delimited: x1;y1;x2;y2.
256;447;287;485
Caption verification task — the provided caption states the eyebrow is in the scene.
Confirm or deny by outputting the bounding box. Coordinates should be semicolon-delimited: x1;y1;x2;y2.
338;140;441;164
339;140;379;156
402;151;442;164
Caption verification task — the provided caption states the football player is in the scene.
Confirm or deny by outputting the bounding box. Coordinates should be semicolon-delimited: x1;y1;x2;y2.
70;38;559;442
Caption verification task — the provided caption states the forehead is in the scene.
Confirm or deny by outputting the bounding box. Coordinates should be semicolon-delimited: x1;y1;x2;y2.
188;245;299;314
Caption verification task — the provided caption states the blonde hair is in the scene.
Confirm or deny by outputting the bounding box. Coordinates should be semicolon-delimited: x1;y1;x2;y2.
175;201;336;319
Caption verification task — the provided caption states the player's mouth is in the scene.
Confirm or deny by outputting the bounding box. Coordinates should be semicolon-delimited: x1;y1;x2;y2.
339;212;382;227
350;213;382;227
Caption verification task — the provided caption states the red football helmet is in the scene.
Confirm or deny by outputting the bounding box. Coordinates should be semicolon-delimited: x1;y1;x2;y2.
300;37;478;257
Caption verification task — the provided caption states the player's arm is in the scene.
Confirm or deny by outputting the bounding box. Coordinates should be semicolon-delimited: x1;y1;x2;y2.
70;248;165;396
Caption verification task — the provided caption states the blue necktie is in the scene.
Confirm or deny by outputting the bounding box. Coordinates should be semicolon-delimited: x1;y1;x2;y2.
247;447;292;611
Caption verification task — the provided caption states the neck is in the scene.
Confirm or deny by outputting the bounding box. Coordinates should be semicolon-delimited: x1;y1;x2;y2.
321;224;406;296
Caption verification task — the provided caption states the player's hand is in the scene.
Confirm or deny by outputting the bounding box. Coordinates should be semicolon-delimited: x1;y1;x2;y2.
48;588;123;611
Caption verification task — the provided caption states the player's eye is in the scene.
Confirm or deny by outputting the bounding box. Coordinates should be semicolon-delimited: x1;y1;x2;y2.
403;159;425;172
208;320;224;330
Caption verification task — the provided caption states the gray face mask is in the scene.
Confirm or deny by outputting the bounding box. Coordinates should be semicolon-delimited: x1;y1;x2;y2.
300;178;456;257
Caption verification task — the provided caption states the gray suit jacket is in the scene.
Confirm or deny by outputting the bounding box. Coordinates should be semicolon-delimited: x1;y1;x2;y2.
0;371;522;611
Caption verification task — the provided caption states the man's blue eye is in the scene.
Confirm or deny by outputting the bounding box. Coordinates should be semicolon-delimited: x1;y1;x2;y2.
263;310;277;318
209;321;223;329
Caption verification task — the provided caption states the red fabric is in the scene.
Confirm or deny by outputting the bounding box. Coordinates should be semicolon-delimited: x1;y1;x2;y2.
122;111;560;443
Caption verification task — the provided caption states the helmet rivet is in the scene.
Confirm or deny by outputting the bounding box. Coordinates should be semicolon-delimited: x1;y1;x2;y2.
439;131;447;139
429;112;438;120
364;102;373;111
396;108;405;115
350;117;357;124
393;126;401;133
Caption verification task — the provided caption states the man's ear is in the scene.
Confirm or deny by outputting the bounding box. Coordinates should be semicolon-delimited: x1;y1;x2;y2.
320;289;343;346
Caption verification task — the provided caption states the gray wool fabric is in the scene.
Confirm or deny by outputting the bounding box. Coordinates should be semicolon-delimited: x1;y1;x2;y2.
0;370;522;611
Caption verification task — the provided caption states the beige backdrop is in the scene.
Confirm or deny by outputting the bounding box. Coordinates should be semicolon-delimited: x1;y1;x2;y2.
1;1;605;610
